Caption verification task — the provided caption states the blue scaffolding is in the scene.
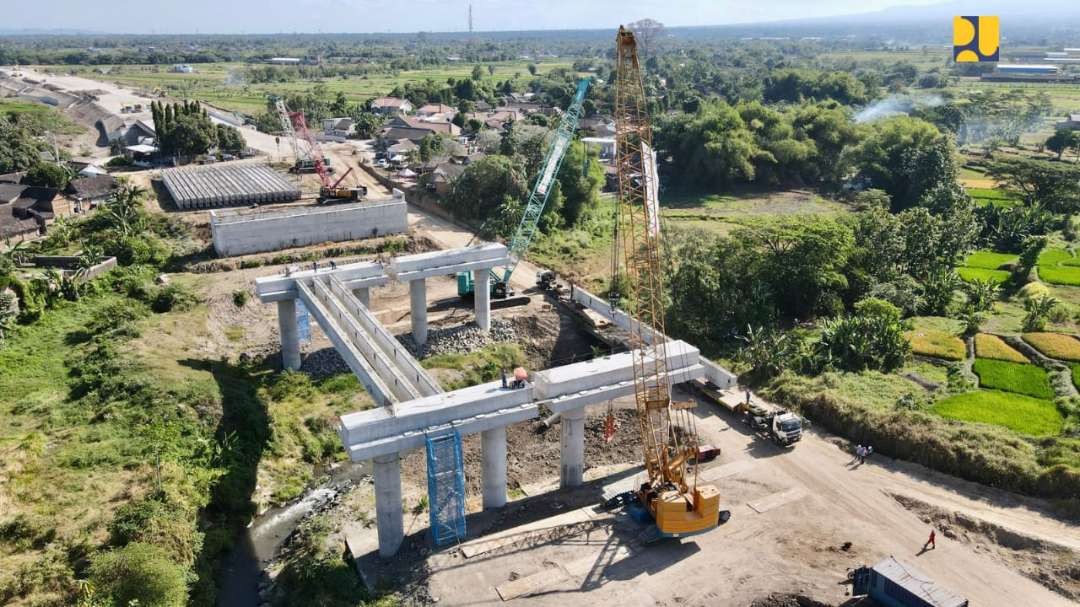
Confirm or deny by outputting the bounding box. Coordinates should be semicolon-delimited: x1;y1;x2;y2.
425;429;466;546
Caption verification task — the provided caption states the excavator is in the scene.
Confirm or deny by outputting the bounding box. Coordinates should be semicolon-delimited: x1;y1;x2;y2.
608;26;721;539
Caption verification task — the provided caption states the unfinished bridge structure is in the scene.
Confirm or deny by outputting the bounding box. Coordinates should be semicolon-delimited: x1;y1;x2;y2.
256;243;737;558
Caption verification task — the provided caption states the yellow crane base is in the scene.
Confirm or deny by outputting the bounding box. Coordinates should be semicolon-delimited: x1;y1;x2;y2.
643;483;721;537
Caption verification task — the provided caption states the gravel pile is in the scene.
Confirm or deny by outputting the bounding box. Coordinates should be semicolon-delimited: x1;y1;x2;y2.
300;347;351;378
397;319;517;359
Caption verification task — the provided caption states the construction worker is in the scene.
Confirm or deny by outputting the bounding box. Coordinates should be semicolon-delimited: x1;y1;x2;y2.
924;529;936;550
501;368;508;389
512;367;528;389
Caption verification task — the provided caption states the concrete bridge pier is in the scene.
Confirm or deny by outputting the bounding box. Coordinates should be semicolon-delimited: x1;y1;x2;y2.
473;268;491;331
276;298;302;371
353;287;370;308
481;426;507;509
409;278;428;346
560;406;586;488
373;453;404;558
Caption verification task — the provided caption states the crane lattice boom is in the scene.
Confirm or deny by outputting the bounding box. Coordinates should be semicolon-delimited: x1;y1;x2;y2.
613;25;720;537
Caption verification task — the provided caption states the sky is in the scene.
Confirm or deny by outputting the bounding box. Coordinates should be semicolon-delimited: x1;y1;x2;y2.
7;0;956;35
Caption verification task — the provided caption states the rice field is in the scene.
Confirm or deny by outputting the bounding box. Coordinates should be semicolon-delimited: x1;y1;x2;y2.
971;358;1054;399
933;389;1063;436
906;329;965;361
957;250;1016;284
1037;248;1080;286
1023;332;1080;361
967;187;1020;209
973;334;1028;363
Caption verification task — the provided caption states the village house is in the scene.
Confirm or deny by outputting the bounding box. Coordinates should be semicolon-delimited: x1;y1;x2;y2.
370;97;414;116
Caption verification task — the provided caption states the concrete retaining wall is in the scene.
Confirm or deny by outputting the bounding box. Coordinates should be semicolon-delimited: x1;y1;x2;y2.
211;197;407;257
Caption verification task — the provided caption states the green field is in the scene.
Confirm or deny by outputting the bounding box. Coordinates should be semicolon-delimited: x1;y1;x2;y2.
933;389;1063;436
1037;248;1080;286
39;60;575;115
957;249;1016;284
967;187;1020;208
971;358;1054;398
0;98;83;134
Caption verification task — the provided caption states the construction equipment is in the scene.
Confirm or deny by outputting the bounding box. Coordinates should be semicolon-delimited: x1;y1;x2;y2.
609;26;721;538
457;78;591;299
692;381;803;447
273;96;366;203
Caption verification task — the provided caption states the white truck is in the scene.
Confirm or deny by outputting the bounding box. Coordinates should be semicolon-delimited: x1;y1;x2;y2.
692;380;803;447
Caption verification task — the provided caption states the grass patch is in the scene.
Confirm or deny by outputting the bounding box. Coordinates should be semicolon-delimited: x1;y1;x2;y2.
423;343;527;391
1023;332;1080;361
1072;364;1080;390
972;359;1054;398
963;250;1018;270
967;187;1020;208
974;334;1028;362
957;266;1011;284
933;390;1063;436
906;330;965;361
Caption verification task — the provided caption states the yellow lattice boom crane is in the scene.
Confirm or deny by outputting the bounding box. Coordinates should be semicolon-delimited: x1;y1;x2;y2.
612;25;721;537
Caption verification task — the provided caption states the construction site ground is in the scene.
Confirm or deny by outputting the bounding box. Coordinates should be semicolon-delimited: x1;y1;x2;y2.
11;67;1076;604
136;191;1080;606
337;389;1078;606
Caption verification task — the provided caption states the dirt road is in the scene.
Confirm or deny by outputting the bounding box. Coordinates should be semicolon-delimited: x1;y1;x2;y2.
22;66;286;159
418;387;1076;606
374;203;1079;606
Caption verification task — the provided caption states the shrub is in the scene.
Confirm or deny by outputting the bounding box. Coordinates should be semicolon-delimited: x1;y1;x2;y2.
232;289;249;308
1022;294;1059;332
1024;333;1080;361
974;334;1027;363
151;283;198;313
88;542;188;607
972;359;1054;399
906;329;965;361
934;390;1062;436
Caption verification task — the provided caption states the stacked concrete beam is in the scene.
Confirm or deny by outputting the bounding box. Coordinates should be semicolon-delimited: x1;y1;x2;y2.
210;194;408;257
162;163;300;210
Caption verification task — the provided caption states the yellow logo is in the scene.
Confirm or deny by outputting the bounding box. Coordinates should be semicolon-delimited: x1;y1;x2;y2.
954;16;999;62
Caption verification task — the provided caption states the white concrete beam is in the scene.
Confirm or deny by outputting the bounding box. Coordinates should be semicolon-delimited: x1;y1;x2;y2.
309;279;422;402
295;281;396;407
256;261;388;303
328;276;442;396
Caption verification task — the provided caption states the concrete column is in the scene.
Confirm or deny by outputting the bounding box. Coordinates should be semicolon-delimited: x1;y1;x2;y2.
560;407;586;489
481;426;507;509
277;299;301;371
353;287;371;308
409;278;428;346
373;453;404;558
473;268;491;332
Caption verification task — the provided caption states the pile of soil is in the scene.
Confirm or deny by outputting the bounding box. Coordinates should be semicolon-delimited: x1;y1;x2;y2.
750;594;832;607
400;409;647;497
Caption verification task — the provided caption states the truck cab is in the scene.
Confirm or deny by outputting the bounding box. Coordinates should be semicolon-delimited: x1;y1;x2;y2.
772;412;802;446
